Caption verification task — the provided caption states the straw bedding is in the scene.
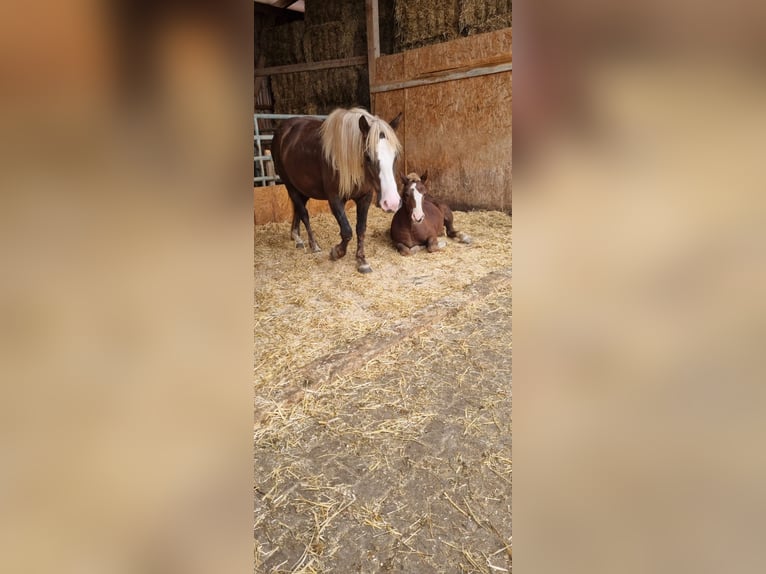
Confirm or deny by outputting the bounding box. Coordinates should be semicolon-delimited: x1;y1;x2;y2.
254;206;512;571
254;206;512;397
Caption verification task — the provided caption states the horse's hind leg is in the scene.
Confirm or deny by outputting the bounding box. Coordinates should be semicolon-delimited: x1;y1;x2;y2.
290;207;304;248
286;186;321;252
440;204;472;244
427;237;446;252
441;204;458;239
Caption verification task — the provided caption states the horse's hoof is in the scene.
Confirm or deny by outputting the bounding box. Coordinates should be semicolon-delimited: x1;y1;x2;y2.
437;239;447;249
461;234;473;244
294;240;305;248
311;244;322;253
357;263;373;274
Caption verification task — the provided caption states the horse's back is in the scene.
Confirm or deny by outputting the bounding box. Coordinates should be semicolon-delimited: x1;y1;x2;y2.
272;117;325;198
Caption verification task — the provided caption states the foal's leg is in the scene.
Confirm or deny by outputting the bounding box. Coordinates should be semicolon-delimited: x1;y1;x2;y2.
427;237;446;252
441;204;458;239
286;185;321;252
440;203;472;244
396;243;423;256
353;192;374;273
327;195;353;262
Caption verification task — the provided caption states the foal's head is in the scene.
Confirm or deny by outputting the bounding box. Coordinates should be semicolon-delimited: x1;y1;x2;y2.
399;171;430;224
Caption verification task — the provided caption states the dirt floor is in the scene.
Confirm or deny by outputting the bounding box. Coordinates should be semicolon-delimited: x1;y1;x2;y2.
254;205;512;573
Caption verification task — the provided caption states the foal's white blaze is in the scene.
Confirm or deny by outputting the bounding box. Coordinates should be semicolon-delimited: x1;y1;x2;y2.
376;138;399;212
410;183;425;223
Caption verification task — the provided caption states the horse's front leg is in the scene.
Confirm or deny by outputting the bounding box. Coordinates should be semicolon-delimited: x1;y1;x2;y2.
327;195;353;262
353;192;374;273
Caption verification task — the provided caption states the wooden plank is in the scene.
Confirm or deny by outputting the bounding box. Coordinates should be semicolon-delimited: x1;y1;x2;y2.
371;61;512;93
371;28;512;212
254;54;266;98
254;56;367;77
254;185;337;225
365;0;380;97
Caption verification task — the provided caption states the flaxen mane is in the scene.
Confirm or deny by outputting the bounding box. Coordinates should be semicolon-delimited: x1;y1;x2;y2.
320;107;402;198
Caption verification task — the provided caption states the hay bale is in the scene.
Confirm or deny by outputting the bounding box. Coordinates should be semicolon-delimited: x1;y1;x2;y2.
394;0;460;51
270;72;317;115
304;0;365;26
459;0;512;36
271;66;369;116
303;21;366;62
259;21;305;66
310;65;369;114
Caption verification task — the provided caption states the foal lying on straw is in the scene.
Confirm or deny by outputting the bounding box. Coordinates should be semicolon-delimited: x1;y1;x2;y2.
390;171;472;256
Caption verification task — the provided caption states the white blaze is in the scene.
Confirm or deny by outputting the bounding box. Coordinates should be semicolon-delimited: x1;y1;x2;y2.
376;138;399;212
410;184;425;223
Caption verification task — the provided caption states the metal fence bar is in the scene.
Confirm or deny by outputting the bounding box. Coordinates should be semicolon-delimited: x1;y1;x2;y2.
254;113;328;186
254;116;266;186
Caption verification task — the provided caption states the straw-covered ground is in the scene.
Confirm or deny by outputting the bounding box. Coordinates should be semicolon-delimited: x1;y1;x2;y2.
255;205;512;573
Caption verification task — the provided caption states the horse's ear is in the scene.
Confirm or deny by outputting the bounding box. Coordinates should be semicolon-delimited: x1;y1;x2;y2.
359;115;370;135
421;170;428;183
389;112;403;131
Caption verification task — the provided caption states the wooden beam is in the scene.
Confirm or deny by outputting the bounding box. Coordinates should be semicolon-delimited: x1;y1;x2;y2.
365;0;380;110
254;54;266;98
254;55;367;77
371;61;512;94
273;0;299;8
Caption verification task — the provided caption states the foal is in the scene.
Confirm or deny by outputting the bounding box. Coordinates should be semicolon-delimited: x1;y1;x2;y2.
389;171;472;256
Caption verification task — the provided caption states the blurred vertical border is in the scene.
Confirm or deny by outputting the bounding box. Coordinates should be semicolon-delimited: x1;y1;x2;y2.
0;1;253;572
515;1;766;573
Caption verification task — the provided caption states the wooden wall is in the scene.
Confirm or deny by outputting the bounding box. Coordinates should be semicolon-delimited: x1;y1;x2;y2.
372;28;511;212
254;185;334;225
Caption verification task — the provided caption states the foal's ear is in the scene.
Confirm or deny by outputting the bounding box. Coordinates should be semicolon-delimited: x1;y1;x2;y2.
421;170;429;183
389;112;403;131
399;173;409;186
359;115;371;135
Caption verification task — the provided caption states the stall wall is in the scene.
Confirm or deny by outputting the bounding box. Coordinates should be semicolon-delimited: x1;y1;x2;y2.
373;28;511;212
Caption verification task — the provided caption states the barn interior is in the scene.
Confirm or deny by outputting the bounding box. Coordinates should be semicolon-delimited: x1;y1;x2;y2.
254;2;512;572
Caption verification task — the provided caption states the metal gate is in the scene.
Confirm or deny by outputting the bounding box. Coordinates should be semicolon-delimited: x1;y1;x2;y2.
254;113;327;187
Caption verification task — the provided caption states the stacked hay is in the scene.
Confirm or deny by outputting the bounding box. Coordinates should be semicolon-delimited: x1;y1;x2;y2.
271;66;369;115
303;21;366;62
304;0;365;26
459;0;513;36
270;71;313;115
259;20;305;66
267;1;369;115
394;0;460;51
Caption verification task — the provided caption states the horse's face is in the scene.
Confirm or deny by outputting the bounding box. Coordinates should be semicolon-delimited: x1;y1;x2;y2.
360;114;402;212
401;179;427;224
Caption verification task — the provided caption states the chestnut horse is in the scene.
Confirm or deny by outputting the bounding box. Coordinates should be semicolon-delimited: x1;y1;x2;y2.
390;171;472;255
271;107;402;273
